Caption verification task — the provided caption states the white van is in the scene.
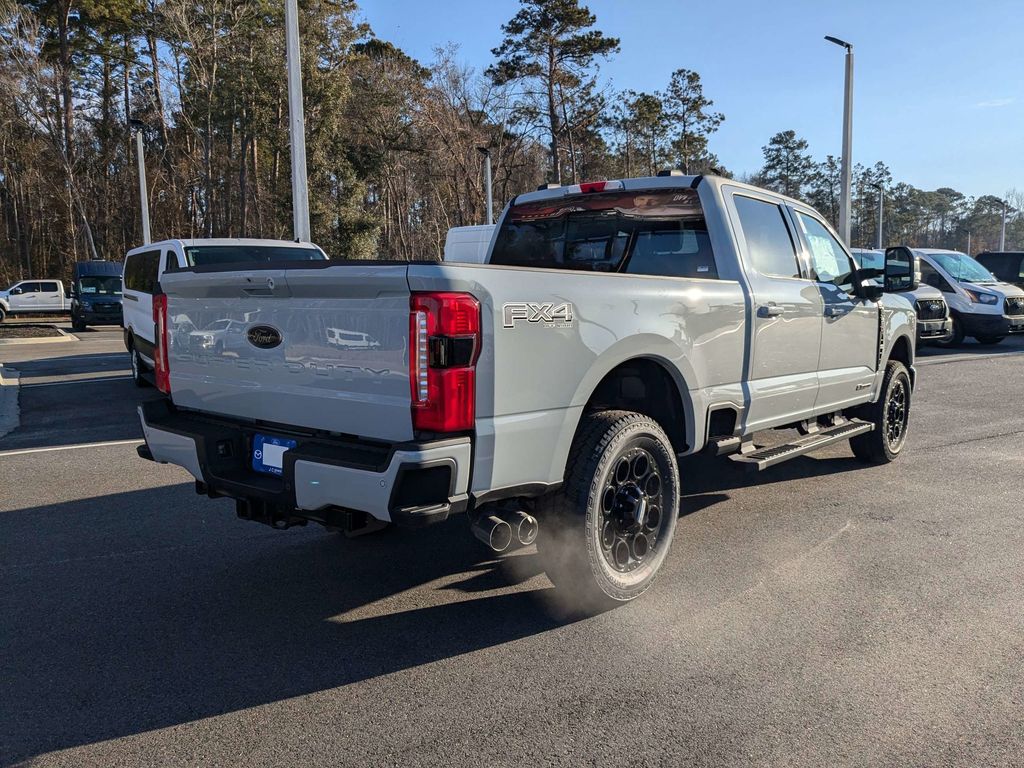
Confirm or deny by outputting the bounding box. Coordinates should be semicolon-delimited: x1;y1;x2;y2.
442;225;496;264
914;248;1024;345
122;238;327;385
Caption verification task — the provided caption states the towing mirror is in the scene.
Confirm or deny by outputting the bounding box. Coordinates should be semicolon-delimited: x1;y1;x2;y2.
853;270;884;301
884;246;920;292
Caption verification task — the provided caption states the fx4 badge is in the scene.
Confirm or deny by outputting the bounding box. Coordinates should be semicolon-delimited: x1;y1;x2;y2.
502;302;575;329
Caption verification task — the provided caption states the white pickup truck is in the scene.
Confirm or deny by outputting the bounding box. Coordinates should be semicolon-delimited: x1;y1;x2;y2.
0;280;69;321
137;174;919;606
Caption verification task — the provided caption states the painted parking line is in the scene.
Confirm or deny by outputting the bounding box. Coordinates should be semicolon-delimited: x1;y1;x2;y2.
0;439;144;458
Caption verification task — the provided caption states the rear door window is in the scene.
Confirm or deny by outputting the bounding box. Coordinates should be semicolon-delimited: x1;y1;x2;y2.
39;281;60;293
733;195;801;279
124;251;161;293
490;188;718;278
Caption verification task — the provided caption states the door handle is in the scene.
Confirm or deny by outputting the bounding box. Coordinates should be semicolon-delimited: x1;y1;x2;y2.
824;305;844;318
758;304;784;318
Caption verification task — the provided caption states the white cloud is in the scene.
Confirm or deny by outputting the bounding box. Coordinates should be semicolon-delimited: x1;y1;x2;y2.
975;97;1015;108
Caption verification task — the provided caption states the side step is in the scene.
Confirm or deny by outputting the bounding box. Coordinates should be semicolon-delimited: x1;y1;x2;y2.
730;420;873;471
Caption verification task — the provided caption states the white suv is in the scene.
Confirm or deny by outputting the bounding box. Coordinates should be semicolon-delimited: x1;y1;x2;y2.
914;249;1024;345
122;239;327;385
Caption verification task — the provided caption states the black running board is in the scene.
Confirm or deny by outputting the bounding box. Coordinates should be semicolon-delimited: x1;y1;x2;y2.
730;420;873;471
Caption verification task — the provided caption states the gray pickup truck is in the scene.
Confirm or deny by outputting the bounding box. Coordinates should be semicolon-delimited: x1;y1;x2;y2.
137;174;918;606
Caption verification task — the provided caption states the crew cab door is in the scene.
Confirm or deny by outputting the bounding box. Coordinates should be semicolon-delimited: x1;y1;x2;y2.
37;281;63;311
7;281;39;311
728;190;822;431
791;209;877;411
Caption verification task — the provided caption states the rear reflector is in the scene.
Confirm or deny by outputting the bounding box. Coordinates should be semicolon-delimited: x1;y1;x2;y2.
409;292;480;433
152;293;171;394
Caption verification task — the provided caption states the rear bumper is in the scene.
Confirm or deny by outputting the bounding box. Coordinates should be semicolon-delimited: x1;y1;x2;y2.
957;312;1024;337
137;399;471;527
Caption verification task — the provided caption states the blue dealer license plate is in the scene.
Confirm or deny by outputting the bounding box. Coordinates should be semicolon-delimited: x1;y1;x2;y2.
252;434;297;476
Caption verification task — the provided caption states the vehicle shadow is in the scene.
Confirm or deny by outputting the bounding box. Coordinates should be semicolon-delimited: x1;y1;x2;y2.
0;484;570;764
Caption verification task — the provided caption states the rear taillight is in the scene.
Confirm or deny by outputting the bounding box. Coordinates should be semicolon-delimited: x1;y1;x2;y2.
152;293;171;394
409;292;481;432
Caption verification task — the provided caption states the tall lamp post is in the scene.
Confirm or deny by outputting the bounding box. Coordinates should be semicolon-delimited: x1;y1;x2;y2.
129;119;151;245
477;147;494;225
825;35;854;246
1000;200;1009;251
872;182;884;249
285;0;310;242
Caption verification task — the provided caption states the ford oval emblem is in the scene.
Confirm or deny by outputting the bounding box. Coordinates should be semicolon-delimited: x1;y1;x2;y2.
247;325;282;349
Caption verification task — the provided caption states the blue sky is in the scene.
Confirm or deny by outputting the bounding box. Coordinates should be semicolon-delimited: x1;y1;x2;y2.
359;0;1022;198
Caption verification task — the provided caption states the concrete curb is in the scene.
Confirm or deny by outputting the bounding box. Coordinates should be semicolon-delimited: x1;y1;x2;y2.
0;325;77;346
0;364;20;439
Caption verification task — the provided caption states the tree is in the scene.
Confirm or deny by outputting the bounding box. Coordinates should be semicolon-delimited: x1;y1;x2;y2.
487;0;618;184
758;130;814;199
807;154;841;228
663;68;723;174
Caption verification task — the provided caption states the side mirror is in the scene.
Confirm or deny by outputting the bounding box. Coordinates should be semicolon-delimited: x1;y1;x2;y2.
884;246;920;292
10;287;22;295
853;270;884;301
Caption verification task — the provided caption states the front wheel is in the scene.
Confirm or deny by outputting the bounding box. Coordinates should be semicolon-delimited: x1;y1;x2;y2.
975;336;1004;345
71;314;86;332
934;316;964;347
849;360;912;464
536;410;680;609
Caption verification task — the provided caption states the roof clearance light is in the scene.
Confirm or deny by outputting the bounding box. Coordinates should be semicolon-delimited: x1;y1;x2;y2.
566;180;625;194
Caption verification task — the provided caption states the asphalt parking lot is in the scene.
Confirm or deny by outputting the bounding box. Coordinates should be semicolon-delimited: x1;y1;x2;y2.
3;326;1024;767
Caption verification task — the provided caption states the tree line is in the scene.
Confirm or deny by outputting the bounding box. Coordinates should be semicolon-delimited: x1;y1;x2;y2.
0;0;1018;286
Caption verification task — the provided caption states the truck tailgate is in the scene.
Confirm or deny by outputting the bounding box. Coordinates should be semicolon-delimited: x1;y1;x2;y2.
159;264;414;442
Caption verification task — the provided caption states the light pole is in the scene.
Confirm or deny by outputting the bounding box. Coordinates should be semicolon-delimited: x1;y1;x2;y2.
1000;200;1008;250
872;182;884;249
477;147;493;225
129;119;151;245
285;0;310;242
826;35;854;246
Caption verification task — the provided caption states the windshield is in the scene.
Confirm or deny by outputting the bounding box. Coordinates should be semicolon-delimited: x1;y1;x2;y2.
930;252;997;283
181;245;326;267
78;275;122;295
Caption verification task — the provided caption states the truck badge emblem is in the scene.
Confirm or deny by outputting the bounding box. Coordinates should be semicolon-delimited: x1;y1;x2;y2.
247;325;282;349
502;302;574;328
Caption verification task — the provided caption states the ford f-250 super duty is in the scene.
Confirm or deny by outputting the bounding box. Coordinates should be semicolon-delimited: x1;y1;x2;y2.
136;174;919;606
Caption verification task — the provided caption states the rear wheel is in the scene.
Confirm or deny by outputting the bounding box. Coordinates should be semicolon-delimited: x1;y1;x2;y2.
536;410;679;609
130;342;150;388
0;307;5;322
975;336;1004;345
849;360;911;464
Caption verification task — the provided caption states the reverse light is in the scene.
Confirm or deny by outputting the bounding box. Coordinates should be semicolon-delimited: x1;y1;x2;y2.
964;289;998;305
409;292;481;433
152;293;171;393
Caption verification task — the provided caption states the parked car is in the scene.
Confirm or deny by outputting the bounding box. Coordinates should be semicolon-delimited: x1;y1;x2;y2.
913;249;1024;345
70;260;123;330
975;251;1024;290
122;238;328;386
137;174;918;607
851;248;952;344
0;279;69;322
443;224;496;264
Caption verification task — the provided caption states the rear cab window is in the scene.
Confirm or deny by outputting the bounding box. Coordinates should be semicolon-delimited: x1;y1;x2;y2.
179;245;326;269
490;188;718;279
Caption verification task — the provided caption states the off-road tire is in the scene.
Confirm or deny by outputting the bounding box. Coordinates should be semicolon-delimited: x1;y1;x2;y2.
536;410;680;609
849;360;911;464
